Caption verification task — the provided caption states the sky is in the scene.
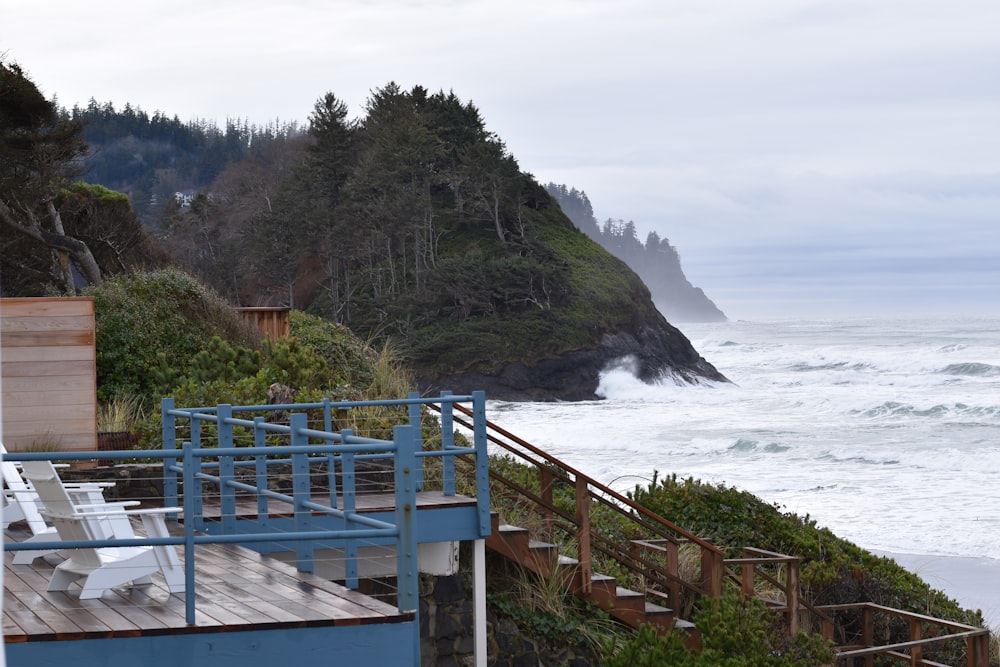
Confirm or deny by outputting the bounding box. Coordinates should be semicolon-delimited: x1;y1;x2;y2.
3;0;998;320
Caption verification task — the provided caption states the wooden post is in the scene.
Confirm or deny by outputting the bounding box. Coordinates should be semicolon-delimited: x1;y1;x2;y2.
702;548;723;597
861;606;874;667
575;475;591;594
786;559;800;635
666;541;681;612
540;467;554;540
968;632;989;667
909;618;922;666
741;548;755;596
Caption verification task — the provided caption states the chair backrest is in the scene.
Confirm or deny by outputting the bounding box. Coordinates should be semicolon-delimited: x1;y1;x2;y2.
20;460;80;519
20;460;104;566
1;444;53;535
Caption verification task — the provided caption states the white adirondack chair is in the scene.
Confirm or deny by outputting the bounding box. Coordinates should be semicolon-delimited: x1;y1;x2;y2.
20;460;185;599
1;452;136;565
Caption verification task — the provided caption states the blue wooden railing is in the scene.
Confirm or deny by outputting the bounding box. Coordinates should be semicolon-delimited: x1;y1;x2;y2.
4;391;491;633
161;390;491;539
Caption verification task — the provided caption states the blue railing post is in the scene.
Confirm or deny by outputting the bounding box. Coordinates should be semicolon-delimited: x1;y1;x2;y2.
394;425;418;613
189;414;206;532
440;390;456;496
253;416;271;541
162;398;178;509
322;397;332;432
183;441;197;625
407;391;425;491
472;390;491;537
394;424;420;667
289;412;314;573
341;429;358;589
327;439;340;511
217;404;237;535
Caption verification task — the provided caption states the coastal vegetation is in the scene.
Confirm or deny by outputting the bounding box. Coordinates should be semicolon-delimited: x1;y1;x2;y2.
4;57;996;664
3;59;723;399
82;270;996;665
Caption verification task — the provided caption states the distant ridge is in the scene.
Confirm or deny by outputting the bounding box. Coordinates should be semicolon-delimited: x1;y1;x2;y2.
546;184;727;323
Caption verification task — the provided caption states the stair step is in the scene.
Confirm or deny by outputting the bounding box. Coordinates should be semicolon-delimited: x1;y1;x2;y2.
616;586;643;600
527;539;555;550
644;601;673;616
488;516;699;641
498;524;528;535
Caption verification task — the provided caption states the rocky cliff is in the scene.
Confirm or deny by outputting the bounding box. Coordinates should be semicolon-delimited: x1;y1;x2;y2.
418;314;727;401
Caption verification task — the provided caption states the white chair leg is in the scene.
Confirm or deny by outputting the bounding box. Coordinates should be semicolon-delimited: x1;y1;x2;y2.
142;514;185;594
47;567;79;592
78;558;160;599
11;529;62;564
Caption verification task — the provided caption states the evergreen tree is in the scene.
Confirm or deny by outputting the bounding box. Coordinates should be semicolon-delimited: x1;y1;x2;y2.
0;59;101;293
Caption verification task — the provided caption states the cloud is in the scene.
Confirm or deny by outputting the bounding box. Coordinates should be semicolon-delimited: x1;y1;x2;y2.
3;0;997;319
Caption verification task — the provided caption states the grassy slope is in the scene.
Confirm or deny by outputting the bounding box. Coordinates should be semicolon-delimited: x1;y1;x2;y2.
404;200;661;377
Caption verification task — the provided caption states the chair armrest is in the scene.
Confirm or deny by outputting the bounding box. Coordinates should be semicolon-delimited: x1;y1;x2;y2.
71;500;141;511
50;505;182;518
124;507;183;516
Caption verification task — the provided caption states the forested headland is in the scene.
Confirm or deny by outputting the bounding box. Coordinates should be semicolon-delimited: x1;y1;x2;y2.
1;61;725;399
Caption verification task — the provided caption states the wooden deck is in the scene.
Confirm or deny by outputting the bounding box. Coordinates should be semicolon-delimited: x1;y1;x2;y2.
197;490;477;520
3;490;477;644
3;522;413;644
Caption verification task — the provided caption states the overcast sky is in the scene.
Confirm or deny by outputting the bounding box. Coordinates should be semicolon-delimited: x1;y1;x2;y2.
4;0;998;320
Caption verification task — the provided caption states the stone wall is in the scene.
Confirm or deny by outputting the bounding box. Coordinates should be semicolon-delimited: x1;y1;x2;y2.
419;573;598;667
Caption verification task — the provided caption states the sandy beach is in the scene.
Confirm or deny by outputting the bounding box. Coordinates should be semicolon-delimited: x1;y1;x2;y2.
874;551;1000;628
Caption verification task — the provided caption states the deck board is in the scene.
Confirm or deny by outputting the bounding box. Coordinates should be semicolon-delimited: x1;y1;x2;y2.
198;490;476;520
3;515;415;643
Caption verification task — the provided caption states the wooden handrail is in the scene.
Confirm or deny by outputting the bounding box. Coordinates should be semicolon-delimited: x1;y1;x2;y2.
440;401;989;665
438;401;725;612
819;602;990;667
441;402;724;557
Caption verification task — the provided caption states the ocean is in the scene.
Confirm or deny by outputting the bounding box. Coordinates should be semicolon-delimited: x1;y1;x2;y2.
486;316;1000;622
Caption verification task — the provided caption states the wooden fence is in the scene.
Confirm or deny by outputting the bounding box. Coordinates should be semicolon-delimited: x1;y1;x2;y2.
0;297;97;452
237;307;290;341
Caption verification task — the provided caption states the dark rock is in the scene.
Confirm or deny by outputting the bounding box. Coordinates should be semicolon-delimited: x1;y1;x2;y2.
436;606;466;639
434;575;466;604
419;310;728;401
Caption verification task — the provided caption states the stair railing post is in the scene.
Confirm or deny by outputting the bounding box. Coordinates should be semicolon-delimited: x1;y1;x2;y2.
909;617;922;666
787;558;800;635
702;547;723;597
861;605;874;667
968;631;988;667
666;540;680;612
575;475;591;594
540;467;554;541
741;548;755;597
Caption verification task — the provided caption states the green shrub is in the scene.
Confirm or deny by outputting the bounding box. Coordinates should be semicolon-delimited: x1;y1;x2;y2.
602;589;834;667
89;268;259;403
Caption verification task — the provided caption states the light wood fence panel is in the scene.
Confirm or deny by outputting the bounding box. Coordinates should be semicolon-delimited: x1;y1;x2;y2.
0;297;97;452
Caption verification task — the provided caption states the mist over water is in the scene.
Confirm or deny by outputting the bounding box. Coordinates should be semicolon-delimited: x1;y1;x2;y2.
488;317;1000;561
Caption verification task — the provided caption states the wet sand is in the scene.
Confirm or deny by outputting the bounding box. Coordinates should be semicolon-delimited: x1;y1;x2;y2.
874;550;1000;627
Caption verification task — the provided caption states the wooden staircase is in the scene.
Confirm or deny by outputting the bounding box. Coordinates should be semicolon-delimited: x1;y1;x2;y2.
434;400;992;666
487;514;697;637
